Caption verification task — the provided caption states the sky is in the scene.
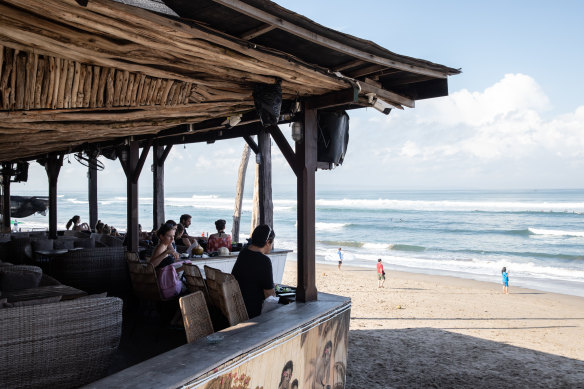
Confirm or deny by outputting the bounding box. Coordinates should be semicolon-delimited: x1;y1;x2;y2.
13;0;584;194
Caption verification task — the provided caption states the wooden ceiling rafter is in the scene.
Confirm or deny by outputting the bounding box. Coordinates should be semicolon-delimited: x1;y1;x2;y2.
240;23;276;40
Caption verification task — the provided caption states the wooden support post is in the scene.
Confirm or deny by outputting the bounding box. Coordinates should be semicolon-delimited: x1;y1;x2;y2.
45;154;63;239
120;141;150;253
257;128;273;228
88;156;98;231
1;164;11;232
153;144;171;231
296;107;318;302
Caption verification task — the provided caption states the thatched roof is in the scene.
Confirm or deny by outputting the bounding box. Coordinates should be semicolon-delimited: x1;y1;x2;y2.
0;0;459;163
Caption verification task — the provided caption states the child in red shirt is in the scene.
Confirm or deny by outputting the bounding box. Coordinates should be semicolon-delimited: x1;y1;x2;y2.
377;258;386;288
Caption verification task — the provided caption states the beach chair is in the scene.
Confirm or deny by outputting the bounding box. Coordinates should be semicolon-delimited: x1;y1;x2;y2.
179;291;214;343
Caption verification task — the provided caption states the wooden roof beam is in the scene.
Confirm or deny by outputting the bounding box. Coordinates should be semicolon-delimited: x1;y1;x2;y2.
240;23;276;40
347;64;388;79
333;59;365;72
211;0;450;79
359;80;413;109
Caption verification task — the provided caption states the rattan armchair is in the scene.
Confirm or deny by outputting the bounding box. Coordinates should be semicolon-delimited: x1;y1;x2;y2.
182;263;209;302
179;291;214;343
204;265;248;328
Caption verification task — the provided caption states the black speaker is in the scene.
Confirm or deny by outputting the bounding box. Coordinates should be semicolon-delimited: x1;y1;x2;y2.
13;162;28;182
317;111;349;166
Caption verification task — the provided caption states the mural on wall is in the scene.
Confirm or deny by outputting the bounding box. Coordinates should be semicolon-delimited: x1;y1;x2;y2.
191;307;350;389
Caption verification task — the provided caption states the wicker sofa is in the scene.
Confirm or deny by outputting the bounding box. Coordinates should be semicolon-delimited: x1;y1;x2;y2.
44;246;130;298
0;296;123;389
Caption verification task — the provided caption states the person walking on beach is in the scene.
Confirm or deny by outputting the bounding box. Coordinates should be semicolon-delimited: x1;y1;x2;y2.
337;248;343;270
502;266;510;294
377;258;386;288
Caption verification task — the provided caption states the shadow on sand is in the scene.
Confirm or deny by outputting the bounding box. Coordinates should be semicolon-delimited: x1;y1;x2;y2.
346;328;584;388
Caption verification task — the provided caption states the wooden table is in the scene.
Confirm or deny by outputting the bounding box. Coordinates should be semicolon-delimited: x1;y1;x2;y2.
4;284;88;303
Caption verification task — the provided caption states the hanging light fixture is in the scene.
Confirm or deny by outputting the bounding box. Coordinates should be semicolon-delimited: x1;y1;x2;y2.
291;121;303;142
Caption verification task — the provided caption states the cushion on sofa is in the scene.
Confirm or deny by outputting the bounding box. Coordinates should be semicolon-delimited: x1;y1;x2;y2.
54;238;76;250
0;265;43;292
8;295;62;307
31;239;55;252
74;237;95;249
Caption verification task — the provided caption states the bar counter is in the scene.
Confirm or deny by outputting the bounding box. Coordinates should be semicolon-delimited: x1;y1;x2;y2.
181;249;291;284
87;292;351;388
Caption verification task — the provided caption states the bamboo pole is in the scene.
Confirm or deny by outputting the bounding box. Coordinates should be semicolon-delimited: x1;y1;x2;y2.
70;61;80;108
34;56;44;108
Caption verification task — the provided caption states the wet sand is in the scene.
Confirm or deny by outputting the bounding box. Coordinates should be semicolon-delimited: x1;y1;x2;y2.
280;262;584;388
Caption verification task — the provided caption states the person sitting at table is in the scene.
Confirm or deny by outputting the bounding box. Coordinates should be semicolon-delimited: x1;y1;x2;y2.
206;219;232;253
149;223;184;298
66;215;90;231
150;223;181;269
231;224;276;318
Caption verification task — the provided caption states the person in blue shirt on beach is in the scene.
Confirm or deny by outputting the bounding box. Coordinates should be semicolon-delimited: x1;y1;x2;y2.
337;248;343;270
502;266;510;294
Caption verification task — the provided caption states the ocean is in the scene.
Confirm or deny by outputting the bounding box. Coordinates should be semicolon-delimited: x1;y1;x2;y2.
13;188;584;297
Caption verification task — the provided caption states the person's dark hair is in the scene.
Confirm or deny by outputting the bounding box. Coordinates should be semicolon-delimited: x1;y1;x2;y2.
95;219;104;233
165;220;177;227
215;219;226;231
291;379;298;389
66;215;80;230
250;224;275;247
502;267;507;273
176;224;184;234
157;222;175;238
180;214;191;224
378;258;382;262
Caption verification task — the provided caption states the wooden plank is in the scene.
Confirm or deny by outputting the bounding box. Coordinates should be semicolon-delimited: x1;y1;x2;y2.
333;59;364;72
45;56;56;108
346;64;387;78
125;73;135;106
10;49;17;109
211;0;449;78
239;23;276;40
27;53;38;110
70;61;80;107
15;51;26;109
89;66;99;107
0;48;12;109
105;67;115;107
119;70;129;106
81;64;90;107
0;46;3;91
33;56;44;108
113;68;123;106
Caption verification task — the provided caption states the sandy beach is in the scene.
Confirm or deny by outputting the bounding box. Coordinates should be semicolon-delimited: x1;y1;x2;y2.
280;262;584;388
